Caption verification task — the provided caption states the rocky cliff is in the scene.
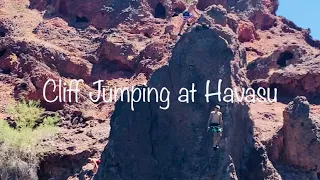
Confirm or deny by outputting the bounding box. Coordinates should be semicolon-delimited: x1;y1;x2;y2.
95;0;320;180
0;0;320;179
282;97;320;178
95;15;254;179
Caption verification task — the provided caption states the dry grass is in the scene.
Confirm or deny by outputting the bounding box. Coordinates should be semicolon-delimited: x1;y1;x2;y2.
9;53;18;65
0;144;39;180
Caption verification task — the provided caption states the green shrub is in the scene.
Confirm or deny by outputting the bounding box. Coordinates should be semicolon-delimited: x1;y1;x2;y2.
6;100;59;130
0;100;59;180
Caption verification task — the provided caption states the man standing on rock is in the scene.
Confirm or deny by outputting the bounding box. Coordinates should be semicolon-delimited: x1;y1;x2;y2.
177;0;201;36
207;105;223;151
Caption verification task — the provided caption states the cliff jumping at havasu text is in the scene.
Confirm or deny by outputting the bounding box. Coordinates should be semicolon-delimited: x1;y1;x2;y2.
43;79;277;111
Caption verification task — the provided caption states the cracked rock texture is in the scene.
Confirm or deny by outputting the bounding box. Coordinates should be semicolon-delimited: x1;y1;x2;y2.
95;14;272;180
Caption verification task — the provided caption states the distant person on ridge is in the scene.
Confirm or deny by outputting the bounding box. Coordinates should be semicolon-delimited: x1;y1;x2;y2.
207;105;223;151
177;0;201;36
88;157;101;174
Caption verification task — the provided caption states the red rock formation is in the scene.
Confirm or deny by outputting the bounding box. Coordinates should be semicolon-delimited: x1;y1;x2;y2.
237;21;259;42
0;0;320;179
247;45;320;98
94;9;286;179
262;0;279;14
97;32;143;69
283;97;320;175
250;11;276;31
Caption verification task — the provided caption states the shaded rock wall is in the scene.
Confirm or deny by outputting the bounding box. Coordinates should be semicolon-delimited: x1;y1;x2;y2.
283;97;320;173
95;12;275;179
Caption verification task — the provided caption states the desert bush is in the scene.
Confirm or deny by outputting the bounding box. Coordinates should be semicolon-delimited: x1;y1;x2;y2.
0;144;39;180
0;100;59;180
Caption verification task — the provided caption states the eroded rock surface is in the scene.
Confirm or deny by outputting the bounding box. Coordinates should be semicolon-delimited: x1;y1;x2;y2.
94;12;280;179
1;0;320;179
283;97;320;175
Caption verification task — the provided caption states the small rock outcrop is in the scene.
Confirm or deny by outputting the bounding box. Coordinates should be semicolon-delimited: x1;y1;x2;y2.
283;96;320;175
237;21;259;42
247;45;320;99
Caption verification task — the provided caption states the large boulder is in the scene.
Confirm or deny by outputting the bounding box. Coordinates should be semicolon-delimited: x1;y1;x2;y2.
97;32;145;69
283;97;320;174
237;21;259;42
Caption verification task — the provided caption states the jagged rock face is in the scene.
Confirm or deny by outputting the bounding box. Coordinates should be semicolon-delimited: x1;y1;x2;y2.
29;0;148;29
237;21;259;42
29;0;185;29
205;4;228;26
245;142;281;180
197;0;264;18
0;39;93;110
97;32;143;69
2;0;320;179
283;97;320;173
249;10;276;30
247;45;320;99
262;0;279;14
28;0;270;31
94;12;264;179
